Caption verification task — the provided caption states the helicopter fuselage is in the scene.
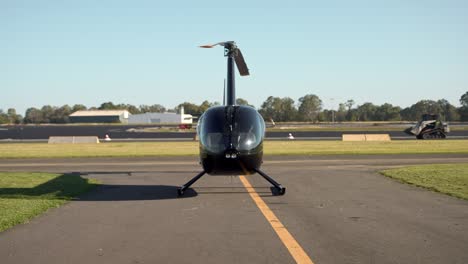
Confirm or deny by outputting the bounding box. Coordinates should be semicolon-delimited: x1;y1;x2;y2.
197;105;265;175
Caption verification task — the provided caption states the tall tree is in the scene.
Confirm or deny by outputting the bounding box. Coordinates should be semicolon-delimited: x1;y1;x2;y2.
40;105;55;123
7;108;22;124
140;104;166;113
400;100;443;121
298;94;322;122
50;105;72;123
279;97;298;121
72;104;87;112
98;102;117;110
335;103;347;122
375;103;401;121
459;91;468;121
356;103;377;121
236;98;254;108
0;109;9;124
345;100;355;111
259;96;298;122
24;108;44;124
177;102;201;116
199;100;214;114
125;104;140;114
259;96;280;121
344;99;355;121
460;91;468;107
437;99;459;121
318;109;333;122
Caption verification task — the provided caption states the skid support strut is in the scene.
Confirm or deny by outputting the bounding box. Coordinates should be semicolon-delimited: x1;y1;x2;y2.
177;171;206;196
254;169;286;195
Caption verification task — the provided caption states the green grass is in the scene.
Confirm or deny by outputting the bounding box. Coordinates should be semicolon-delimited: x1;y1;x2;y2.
0;142;199;158
265;140;468;155
381;164;468;200
0;140;467;158
0;172;98;232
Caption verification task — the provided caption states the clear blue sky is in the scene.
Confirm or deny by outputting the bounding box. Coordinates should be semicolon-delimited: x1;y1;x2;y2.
1;0;467;115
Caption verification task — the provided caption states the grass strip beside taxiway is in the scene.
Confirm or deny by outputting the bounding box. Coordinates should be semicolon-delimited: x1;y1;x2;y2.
0;140;467;159
0;172;98;232
381;164;468;200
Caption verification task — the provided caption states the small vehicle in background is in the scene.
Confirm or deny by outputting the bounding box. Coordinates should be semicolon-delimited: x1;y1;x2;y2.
405;114;450;139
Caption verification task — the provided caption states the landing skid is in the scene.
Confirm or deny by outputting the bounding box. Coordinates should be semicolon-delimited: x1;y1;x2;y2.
177;171;206;196
177;169;285;196
254;169;286;195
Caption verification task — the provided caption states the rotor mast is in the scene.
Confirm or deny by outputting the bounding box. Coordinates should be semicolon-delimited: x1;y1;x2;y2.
224;42;236;106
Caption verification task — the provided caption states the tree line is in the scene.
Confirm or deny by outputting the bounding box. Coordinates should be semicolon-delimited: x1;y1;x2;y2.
1;91;468;124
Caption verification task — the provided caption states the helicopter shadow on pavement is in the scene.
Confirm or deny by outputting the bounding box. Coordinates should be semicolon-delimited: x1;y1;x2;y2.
0;172;281;202
77;172;281;199
0;173;197;202
76;172;198;201
79;184;198;201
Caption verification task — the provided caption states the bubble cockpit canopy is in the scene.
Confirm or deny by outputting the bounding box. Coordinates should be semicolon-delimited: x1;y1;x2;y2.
197;106;265;154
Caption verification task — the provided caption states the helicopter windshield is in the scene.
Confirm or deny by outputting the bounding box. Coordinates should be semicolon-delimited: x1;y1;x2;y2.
198;106;265;153
232;106;265;151
198;106;228;153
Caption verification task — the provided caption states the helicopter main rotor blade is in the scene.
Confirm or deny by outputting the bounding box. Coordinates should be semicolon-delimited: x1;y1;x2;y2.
199;44;217;48
199;41;235;49
234;49;249;76
199;42;228;48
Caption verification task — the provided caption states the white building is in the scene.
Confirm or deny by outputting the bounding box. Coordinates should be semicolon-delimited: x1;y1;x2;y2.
128;107;193;125
69;110;130;123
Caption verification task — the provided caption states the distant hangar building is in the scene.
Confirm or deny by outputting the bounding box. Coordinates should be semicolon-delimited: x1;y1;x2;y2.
128;107;193;125
69;110;130;123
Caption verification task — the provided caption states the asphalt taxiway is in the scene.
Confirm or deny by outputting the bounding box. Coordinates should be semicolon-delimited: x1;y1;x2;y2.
1;155;468;264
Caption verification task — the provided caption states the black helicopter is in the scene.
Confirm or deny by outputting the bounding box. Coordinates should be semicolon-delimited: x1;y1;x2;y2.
177;41;285;196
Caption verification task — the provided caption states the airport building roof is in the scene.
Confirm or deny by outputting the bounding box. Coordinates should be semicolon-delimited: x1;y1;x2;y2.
70;110;130;117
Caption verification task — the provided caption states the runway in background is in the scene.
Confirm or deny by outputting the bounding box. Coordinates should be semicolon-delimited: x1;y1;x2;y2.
1;124;468;141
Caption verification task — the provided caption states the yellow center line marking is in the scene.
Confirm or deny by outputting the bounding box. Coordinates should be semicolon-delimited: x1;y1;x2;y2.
239;175;315;264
